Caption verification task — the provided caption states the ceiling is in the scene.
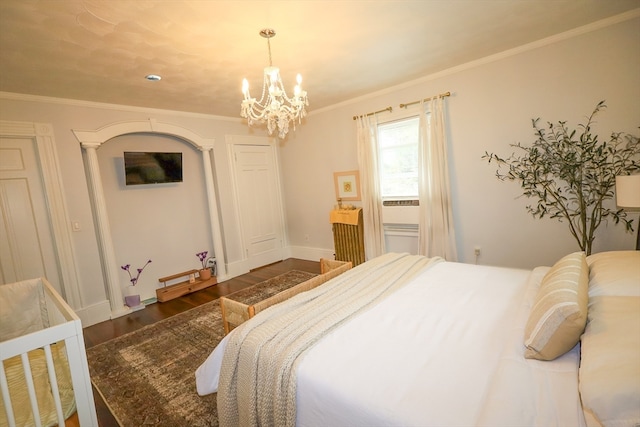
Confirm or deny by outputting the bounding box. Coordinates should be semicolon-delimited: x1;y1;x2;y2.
1;1;638;118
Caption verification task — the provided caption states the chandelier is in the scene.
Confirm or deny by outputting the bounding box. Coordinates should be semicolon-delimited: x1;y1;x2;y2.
241;28;309;139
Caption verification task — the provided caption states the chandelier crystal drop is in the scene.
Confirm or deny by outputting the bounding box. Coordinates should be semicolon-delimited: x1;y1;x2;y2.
241;28;309;139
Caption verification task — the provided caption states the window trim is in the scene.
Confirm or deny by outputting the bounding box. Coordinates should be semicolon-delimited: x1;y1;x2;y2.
377;108;421;202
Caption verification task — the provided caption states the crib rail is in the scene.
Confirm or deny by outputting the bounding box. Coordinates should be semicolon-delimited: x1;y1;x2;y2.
0;278;97;427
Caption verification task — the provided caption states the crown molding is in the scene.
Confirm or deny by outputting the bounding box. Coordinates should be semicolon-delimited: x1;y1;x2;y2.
0;91;242;122
313;8;640;116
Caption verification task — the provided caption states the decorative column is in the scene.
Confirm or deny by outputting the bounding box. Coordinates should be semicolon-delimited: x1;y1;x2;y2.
81;142;128;317
201;146;227;279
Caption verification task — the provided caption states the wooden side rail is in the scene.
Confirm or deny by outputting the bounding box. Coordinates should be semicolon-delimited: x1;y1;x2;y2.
220;259;352;334
156;270;217;302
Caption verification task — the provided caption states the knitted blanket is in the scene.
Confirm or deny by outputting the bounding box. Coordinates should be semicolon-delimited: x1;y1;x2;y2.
217;253;442;427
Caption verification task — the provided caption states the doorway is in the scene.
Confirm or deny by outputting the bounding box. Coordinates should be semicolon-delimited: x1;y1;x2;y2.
228;136;286;270
0;136;63;293
0;121;81;309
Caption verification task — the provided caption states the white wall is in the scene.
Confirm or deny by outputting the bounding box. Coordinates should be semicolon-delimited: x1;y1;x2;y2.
282;15;640;269
0;99;255;320
0;14;637;325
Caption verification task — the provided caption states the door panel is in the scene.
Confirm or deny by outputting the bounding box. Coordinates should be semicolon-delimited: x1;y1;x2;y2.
0;137;62;294
233;144;284;269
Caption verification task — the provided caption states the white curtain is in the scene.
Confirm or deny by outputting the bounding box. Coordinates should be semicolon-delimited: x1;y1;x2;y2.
418;97;458;260
356;115;386;260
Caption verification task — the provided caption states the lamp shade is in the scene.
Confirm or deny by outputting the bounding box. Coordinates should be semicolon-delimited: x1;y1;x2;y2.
615;175;640;210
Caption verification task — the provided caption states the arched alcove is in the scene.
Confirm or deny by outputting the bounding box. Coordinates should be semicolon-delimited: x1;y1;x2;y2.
73;119;226;318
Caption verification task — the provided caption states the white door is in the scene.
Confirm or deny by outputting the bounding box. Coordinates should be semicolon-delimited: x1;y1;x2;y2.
233;143;285;270
0;136;64;295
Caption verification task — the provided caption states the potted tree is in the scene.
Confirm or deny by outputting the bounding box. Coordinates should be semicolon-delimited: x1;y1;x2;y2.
483;101;639;255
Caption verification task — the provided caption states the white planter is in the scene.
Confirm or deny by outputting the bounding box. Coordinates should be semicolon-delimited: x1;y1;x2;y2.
124;285;143;310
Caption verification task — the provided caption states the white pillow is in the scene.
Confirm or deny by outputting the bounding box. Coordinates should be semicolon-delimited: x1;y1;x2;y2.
586;251;640;297
523;252;588;360
579;296;640;427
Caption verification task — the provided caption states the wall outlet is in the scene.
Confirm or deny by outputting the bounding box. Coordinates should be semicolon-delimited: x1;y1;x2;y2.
474;247;481;256
304;234;310;242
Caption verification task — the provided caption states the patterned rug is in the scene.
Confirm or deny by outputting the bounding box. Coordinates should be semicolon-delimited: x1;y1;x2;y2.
86;270;317;427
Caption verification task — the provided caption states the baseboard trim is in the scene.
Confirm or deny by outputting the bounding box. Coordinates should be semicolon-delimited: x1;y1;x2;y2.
288;246;335;262
76;300;112;327
226;259;250;279
75;251;333;328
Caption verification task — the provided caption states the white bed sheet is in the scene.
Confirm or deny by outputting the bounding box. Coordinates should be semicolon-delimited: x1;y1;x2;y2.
295;262;584;426
196;261;586;427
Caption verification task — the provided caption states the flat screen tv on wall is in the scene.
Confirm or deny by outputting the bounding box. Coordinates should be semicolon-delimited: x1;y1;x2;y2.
124;151;183;185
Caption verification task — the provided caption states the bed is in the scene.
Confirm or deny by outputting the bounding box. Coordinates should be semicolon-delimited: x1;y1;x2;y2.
0;277;98;427
196;251;640;427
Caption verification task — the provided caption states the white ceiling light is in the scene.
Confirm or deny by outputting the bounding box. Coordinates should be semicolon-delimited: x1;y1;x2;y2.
241;28;308;139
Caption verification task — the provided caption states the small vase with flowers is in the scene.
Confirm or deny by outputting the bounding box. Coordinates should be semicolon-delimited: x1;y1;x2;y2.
196;251;212;280
121;259;152;309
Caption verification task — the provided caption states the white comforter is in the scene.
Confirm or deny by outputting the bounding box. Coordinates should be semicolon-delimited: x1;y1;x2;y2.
197;260;586;427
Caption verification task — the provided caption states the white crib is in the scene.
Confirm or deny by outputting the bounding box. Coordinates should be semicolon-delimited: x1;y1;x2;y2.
0;277;97;427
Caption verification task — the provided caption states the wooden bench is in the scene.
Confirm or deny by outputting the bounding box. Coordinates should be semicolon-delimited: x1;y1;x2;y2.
220;259;352;334
156;269;217;302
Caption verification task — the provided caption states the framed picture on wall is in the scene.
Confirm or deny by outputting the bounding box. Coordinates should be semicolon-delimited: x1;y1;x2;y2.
333;170;361;201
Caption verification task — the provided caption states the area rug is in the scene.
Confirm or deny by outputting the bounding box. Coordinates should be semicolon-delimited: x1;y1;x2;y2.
86;270;316;427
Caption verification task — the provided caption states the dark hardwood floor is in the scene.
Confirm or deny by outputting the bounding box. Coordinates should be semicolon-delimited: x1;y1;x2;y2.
82;258;320;427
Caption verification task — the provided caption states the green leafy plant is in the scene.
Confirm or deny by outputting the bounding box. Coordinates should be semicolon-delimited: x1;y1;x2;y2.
483;101;640;255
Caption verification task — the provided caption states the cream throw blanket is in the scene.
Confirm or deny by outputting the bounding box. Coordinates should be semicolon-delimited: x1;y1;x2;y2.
217;253;442;427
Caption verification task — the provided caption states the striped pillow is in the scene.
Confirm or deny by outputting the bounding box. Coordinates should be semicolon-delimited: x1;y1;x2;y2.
524;251;589;360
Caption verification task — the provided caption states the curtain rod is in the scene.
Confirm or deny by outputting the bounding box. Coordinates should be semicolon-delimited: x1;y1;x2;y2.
399;91;451;109
352;106;393;120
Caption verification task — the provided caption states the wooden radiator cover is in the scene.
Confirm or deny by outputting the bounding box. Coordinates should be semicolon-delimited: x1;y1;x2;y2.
332;209;365;266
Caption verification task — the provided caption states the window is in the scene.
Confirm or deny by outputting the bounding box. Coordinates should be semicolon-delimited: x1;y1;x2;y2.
378;116;420;200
